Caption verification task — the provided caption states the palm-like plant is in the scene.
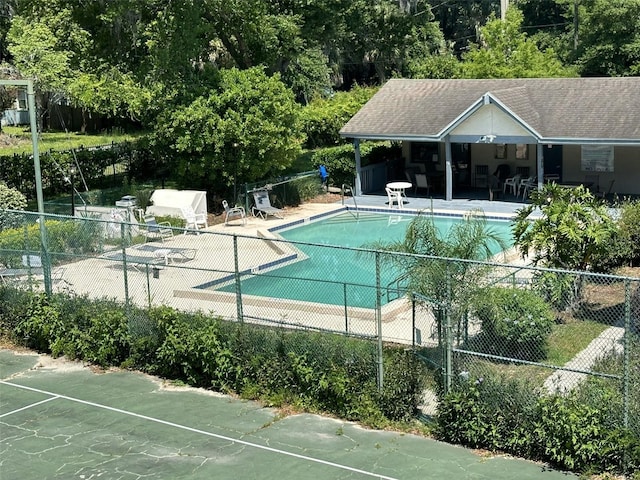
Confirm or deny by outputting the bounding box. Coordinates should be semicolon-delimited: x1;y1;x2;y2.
369;209;509;346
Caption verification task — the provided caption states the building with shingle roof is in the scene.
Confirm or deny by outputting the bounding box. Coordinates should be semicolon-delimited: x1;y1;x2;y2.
340;78;640;199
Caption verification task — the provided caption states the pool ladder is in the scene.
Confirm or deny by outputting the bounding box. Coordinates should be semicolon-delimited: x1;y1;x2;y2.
341;184;359;220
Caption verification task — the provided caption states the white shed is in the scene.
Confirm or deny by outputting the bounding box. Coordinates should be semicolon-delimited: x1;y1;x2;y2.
147;189;207;218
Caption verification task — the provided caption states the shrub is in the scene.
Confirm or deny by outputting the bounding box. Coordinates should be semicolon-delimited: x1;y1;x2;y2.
474;286;555;361
380;349;429;421
0;182;27;231
436;374;538;453
300;85;377;149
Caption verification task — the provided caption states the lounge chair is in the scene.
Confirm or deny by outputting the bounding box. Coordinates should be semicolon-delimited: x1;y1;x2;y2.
143;214;174;242
252;189;284;219
180;205;208;232
222;200;246;225
0;255;68;286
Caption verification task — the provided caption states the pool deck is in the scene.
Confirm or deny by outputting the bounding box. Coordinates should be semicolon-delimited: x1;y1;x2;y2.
45;196;530;345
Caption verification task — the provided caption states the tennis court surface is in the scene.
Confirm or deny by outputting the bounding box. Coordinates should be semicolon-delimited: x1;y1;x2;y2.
1;349;576;479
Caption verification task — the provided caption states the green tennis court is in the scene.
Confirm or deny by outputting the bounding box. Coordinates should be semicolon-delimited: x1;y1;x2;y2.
1;349;576;479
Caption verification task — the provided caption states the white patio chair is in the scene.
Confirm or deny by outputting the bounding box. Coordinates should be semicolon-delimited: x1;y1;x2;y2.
385;187;403;209
503;174;521;196
180;205;208;232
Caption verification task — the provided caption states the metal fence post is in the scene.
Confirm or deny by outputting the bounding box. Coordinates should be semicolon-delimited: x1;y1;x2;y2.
623;279;631;429
121;223;129;306
343;283;348;334
233;235;244;322
375;251;383;392
444;264;452;395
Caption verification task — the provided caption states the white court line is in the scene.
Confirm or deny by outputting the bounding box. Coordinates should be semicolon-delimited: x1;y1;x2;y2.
0;395;59;418
1;380;399;480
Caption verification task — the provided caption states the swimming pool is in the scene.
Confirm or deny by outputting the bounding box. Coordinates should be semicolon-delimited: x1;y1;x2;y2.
218;211;514;308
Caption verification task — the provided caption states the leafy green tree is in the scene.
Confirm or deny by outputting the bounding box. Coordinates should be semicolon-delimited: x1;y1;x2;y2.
431;0;498;57
576;0;640;76
368;210;508;346
460;8;577;78
513;184;617;312
0;181;27;230
300;84;377;148
150;67;303;192
513;184;616;271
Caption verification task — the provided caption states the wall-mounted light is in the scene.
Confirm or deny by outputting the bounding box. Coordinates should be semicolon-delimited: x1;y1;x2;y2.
478;135;496;143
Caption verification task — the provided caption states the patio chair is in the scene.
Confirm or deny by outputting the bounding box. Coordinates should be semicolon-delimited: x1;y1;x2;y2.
488;174;502;201
414;173;430;196
180;205;208;232
596;179;615;199
385;187;403;209
3;254;69;286
222;200;247;226
519;176;537;201
503;174;521;196
143;214;174;242
517;176;536;199
252;189;284;219
584;174;600;193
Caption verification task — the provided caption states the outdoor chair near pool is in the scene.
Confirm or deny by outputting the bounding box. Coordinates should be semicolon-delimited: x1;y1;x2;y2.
222;200;246;226
252;189;284;220
180;205;208;233
385;187;403;209
143;214;174;242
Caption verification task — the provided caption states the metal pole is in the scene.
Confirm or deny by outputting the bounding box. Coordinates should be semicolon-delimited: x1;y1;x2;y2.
121;223;129;307
375;252;383;392
444;265;452;395
70;167;75;216
343;283;348;333
233;235;244;322
26;80;52;295
623;279;631;429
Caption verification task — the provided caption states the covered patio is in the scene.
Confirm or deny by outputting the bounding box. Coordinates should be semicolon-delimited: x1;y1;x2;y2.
340;77;640;201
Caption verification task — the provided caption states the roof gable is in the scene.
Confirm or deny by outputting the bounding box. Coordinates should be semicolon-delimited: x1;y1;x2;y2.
340;78;640;144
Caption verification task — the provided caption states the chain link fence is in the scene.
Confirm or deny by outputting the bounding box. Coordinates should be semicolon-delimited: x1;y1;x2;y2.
1;210;638;456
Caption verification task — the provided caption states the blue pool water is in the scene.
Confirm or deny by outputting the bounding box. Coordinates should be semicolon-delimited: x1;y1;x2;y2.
219;212;514;308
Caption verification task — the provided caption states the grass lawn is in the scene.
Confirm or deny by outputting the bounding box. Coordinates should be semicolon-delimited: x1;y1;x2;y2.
0;126;144;156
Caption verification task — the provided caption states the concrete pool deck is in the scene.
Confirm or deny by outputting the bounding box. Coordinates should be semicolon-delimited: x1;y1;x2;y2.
44;196;529;345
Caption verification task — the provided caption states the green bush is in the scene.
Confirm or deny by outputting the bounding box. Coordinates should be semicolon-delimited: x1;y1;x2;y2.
0;217;103;268
436;374;538;453
309;141;397;190
474;286;555;361
0;182;27;231
380;349;429;421
437;373;639;475
300;86;377;149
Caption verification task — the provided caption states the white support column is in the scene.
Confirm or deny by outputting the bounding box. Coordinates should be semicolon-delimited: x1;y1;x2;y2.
537;143;544;191
445;138;453;201
354;139;362;196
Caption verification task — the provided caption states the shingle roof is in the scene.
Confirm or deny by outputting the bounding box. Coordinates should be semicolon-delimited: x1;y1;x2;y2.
339;78;640;142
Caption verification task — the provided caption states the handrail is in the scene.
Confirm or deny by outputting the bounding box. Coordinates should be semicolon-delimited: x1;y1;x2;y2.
341;184;359;219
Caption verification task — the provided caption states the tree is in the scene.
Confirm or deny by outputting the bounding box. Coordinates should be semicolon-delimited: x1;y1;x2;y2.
460;8;577;78
576;0;640;76
512;183;617;311
513;184;616;271
150;67;303;193
368;210;508;346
